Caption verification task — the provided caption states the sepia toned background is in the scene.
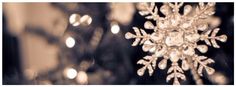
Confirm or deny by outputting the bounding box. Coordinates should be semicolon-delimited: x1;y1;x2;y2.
2;2;234;85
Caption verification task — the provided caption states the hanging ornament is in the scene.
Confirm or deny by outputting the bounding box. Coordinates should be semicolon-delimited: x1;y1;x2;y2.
125;2;227;85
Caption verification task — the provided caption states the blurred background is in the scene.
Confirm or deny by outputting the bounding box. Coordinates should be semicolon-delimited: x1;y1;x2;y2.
2;2;234;85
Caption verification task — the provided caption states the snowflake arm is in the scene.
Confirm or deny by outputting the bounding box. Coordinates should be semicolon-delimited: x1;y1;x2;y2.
167;62;186;85
125;27;151;46
137;55;158;76
137;2;159;20
200;28;227;48
193;55;215;76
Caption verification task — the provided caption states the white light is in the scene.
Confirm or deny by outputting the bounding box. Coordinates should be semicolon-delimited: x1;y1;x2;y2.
80;15;92;26
65;36;75;48
72;22;80;27
69;13;80;26
76;71;88;84
111;24;120;34
69;14;77;24
64;68;77;79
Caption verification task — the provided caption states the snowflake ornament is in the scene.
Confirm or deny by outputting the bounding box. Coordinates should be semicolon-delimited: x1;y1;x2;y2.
125;2;227;85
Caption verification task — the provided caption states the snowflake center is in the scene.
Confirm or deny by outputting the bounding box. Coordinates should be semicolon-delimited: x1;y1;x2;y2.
165;30;184;47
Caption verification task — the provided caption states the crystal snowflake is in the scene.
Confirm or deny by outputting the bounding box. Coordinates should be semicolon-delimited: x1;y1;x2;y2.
125;2;227;85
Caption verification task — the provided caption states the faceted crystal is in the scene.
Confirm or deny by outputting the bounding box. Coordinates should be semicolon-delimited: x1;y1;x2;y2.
182;22;191;28
217;35;227;42
205;67;215;75
198;56;207;60
184;5;192;15
183;46;195;56
170;49;180;62
198;65;203;76
185;33;200;43
154;46;166;57
150;32;164;42
158;59;167;69
165;31;184;46
144;21;154;29
137;67;145;76
147;65;154;76
125;32;135;39
171;15;181;26
142;40;155;52
199;2;204;9
171;19;178;26
197;45;208;53
160;4;171;16
158;21;166;29
182;60;189;71
197;24;208;31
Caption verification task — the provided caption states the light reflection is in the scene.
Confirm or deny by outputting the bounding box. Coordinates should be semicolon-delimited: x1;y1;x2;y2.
69;13;80;26
80;15;92;26
65;36;75;48
111;22;120;34
63;68;77;79
209;72;228;85
76;71;88;84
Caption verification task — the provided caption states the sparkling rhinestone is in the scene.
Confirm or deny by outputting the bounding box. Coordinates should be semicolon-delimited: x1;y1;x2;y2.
165;31;184;46
217;35;227;42
184;5;192;15
144;21;154;29
160;4;171;16
158;21;166;29
185;33;200;43
170;15;181;26
125;32;135;39
137;68;145;76
197;24;208;31
170;49;180;62
142;40;155;52
183;46;195;56
205;67;215;75
197;45;208;53
158;59;167;69
182;60;189;71
150;32;164;42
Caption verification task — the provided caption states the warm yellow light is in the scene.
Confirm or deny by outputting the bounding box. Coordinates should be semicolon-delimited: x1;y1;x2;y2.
76;71;88;84
24;69;37;80
209;72;228;85
65;36;75;48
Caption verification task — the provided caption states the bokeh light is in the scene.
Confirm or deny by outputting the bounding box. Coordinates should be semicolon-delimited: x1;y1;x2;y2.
65;36;75;48
80;15;92;26
76;71;88;84
111;23;120;34
63;68;78;79
69;13;81;26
